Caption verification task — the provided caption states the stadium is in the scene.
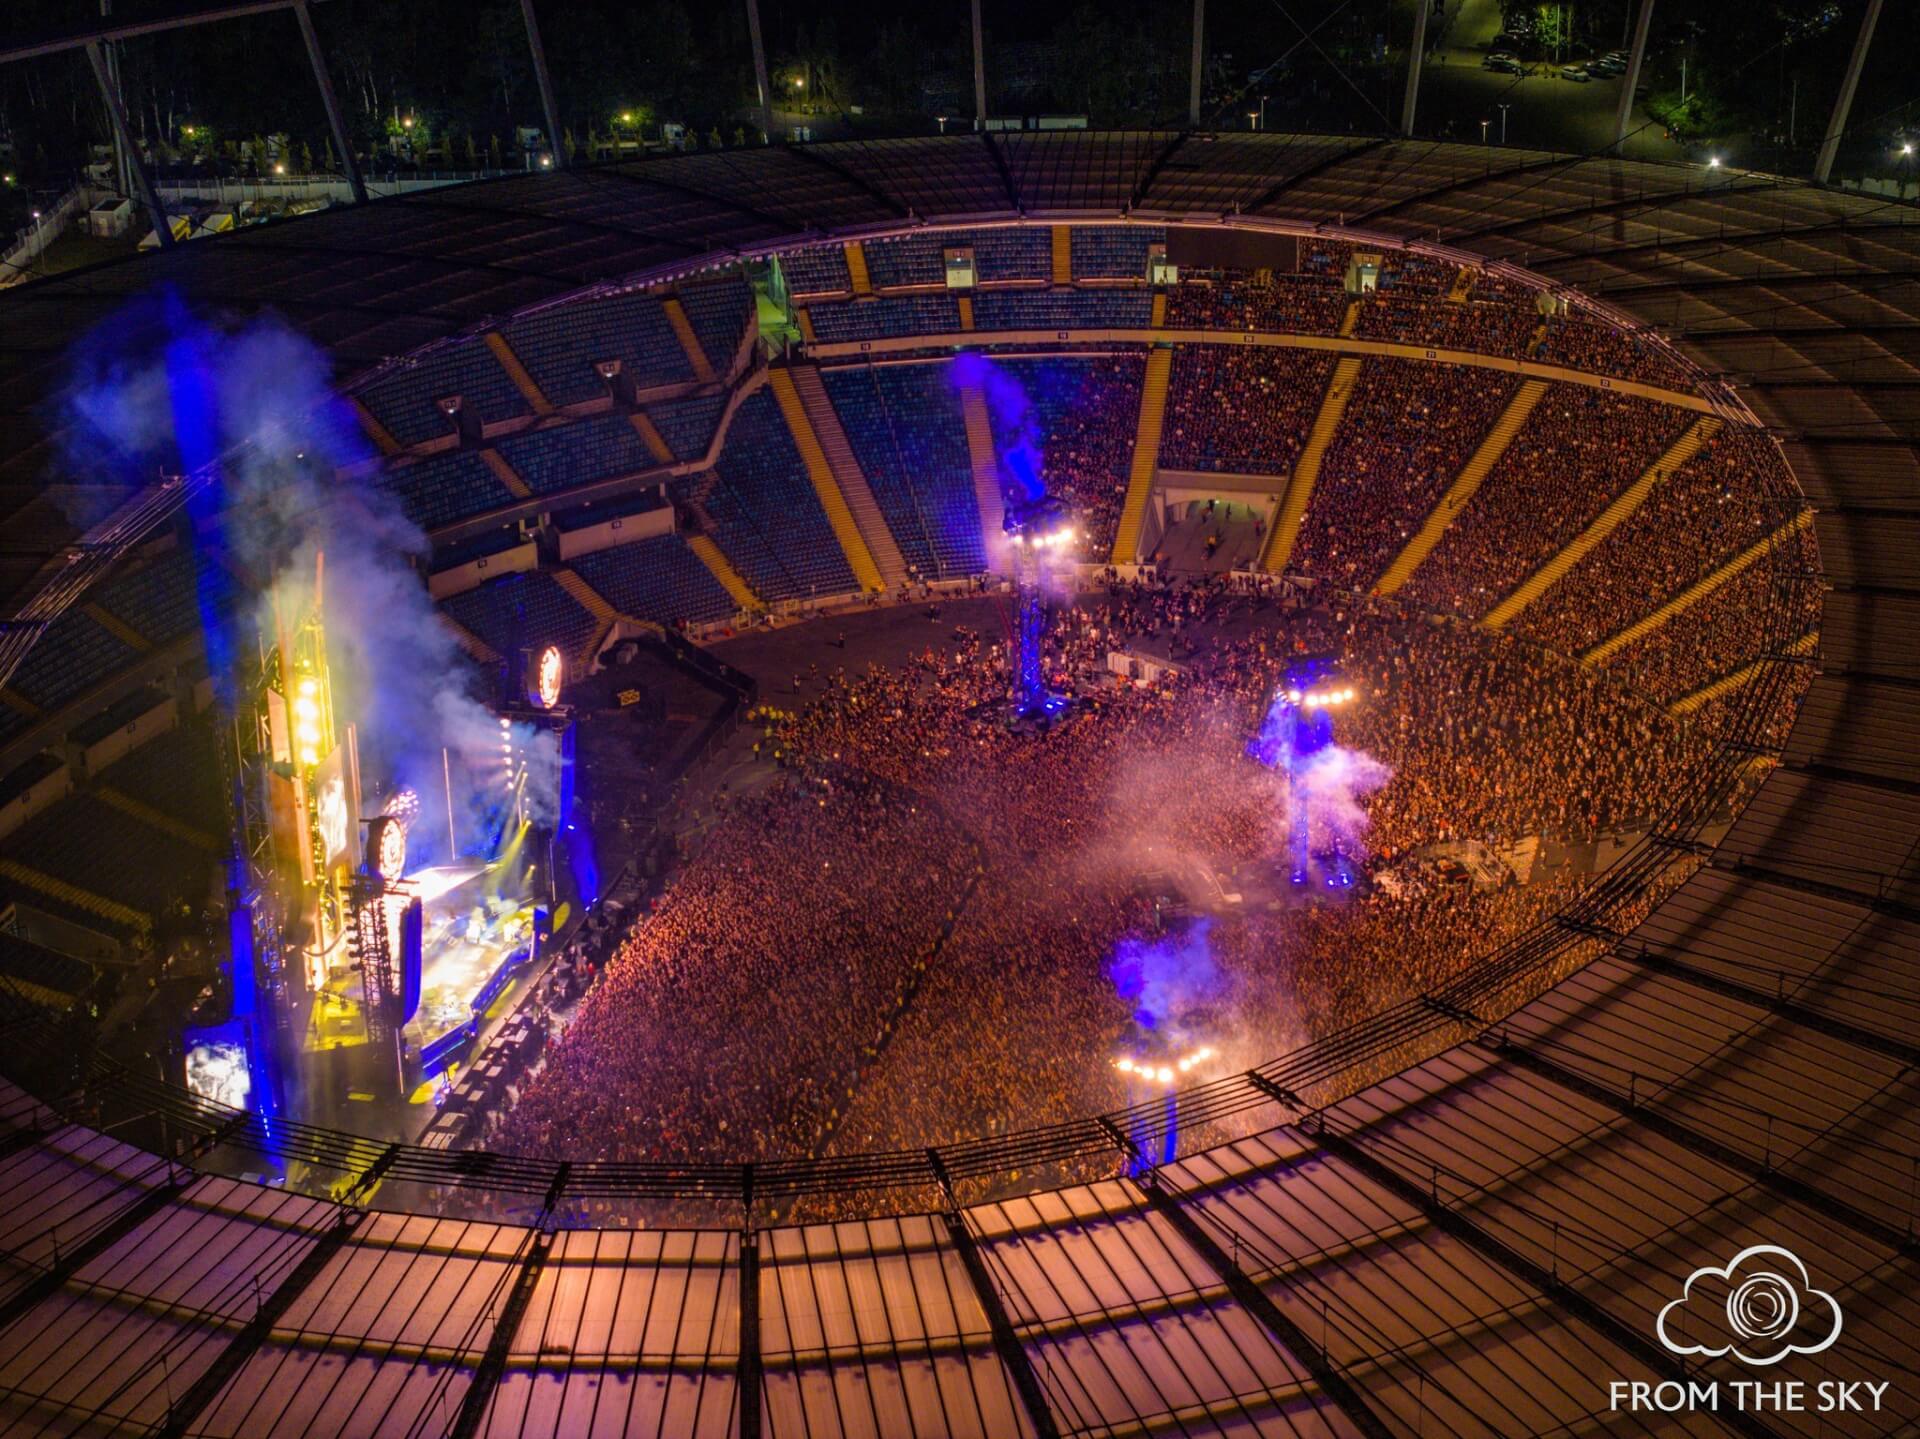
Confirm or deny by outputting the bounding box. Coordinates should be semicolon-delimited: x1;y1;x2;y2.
0;73;1916;1439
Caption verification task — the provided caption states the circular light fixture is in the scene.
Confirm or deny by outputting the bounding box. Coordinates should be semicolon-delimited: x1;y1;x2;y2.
367;815;407;880
534;645;564;708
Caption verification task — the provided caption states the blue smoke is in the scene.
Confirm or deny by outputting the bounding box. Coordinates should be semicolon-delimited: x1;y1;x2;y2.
1108;918;1222;1037
949;352;1046;505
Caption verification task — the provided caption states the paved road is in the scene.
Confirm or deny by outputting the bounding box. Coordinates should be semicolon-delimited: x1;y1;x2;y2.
1417;0;1683;162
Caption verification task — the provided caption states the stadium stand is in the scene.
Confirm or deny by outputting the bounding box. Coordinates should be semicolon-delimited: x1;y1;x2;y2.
643;391;728;462
980;355;1145;557
695;388;858;600
676;274;755;374
1159;346;1335;475
494;413;657;495
501;289;693;403
803;293;963;343
1291;358;1518;587
779;242;853;294
1069;224;1163;279
971;288;1155;330
355;339;529;444
438;569;600;664
822;364;985;579
568;535;740;626
1401;388;1694;618
381;449;516;530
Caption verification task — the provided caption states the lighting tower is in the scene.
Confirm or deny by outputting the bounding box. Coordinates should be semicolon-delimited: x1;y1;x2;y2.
1003;495;1076;723
1246;655;1357;886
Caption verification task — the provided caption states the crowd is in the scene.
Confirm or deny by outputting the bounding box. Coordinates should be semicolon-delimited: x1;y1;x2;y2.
996;356;1145;558
1525;427;1808;656
1290;360;1519;585
493;565;1796;1180
1167;276;1348;336
1160;347;1334;474
1401;388;1695;618
1537;316;1696;390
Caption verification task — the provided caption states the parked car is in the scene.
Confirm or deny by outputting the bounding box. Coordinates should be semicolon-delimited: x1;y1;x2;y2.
1561;64;1592;81
1485;55;1524;74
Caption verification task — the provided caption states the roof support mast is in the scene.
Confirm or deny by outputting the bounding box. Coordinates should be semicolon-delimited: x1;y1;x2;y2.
1814;0;1884;185
1612;0;1656;148
518;0;566;168
1400;0;1430;137
83;39;171;248
293;0;365;202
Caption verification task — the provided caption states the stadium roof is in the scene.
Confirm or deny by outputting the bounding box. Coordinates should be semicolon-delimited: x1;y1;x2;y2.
0;133;1916;1437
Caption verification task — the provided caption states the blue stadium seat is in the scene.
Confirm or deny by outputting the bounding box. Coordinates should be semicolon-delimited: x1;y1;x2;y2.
502;290;693;404
972;289;1153;330
1069;226;1163;280
496;415;656;496
805;294;962;343
676;276;754;374
692;389;857;601
780;244;853;294
645;394;728;462
440;571;599;662
358;342;529;445
570;536;739;625
823;366;984;579
382;451;514;530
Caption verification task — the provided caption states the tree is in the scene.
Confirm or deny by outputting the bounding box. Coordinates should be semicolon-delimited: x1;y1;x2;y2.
464;132;479;167
324;137;337;172
490;134;503;168
300;141;314;172
563;127;577;161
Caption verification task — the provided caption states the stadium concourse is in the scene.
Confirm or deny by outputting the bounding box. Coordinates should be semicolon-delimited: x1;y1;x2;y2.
0;132;1915;1437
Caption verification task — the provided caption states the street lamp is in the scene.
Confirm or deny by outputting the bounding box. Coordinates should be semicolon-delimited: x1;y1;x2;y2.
1497;103;1512;145
1707;154;1721;168
1480;118;1490;144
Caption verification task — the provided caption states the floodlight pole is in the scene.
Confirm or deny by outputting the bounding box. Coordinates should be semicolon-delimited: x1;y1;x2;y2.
1400;0;1429;137
1814;0;1883;185
1612;0;1655;149
518;0;567;167
971;0;988;131
82;40;171;248
292;0;365;201
744;0;774;142
1188;0;1204;129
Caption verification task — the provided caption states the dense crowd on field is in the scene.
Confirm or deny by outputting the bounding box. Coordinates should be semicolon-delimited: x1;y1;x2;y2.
493;563;1807;1177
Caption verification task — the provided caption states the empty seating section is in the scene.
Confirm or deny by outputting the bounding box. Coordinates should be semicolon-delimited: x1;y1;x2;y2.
863;228;1051;286
1608;548;1819;704
861;232;945;288
804;294;962;343
645;392;727;462
972;289;1153;330
1069;225;1162;279
1524;428;1804;656
964;227;1050;280
98;719;226;834
496;414;654;495
0;792;211;921
677;275;754;373
1402;389;1693;618
1538;315;1695;389
357;341;528;444
1166;276;1346;335
1292;359;1518;587
570;536;739;625
1159;346;1334;475
502;289;692;403
8;611;133;712
780;244;853;294
383;450;514;530
440;570;599;663
700;389;857;600
92;547;206;646
1304;238;1451;293
823;365;984;579
983;356;1144;556
1353;295;1540;355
